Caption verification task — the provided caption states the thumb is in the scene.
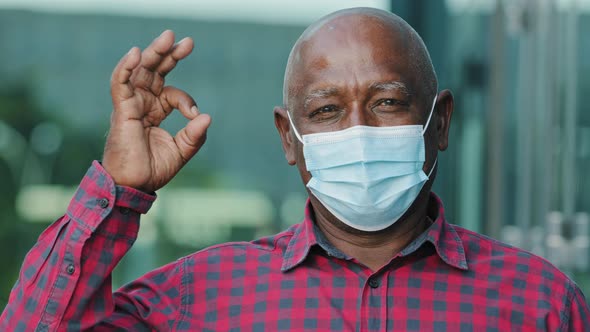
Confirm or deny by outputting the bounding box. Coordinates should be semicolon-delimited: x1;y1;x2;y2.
174;113;211;163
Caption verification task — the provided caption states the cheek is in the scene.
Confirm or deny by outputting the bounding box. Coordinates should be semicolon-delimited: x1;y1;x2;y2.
295;144;312;184
299;166;312;185
422;130;439;168
424;123;439;148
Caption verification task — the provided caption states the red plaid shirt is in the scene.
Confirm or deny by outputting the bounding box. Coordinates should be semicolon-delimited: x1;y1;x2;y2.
1;161;589;331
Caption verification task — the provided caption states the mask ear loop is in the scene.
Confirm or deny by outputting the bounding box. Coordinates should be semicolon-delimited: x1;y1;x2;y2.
424;95;439;179
421;95;438;135
427;158;438;179
286;111;304;143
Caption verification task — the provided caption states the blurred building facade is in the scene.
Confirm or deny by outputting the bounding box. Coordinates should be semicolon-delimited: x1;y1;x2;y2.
0;0;589;305
392;0;590;287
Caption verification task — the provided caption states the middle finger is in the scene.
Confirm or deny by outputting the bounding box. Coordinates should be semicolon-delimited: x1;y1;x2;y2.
141;30;176;71
155;37;195;77
130;30;177;92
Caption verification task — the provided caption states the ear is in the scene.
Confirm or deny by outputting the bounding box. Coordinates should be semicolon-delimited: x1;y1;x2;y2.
434;89;454;151
274;106;297;165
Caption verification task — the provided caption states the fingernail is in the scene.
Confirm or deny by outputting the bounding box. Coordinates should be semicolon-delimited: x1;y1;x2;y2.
191;106;198;115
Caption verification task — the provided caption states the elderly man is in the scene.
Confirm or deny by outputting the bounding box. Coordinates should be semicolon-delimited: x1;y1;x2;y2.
1;7;589;331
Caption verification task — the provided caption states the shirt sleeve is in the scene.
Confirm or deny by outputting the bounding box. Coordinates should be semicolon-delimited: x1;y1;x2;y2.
0;161;184;331
563;281;590;332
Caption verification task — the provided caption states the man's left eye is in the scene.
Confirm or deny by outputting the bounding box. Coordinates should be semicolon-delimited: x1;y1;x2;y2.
372;99;410;115
374;98;410;109
377;99;399;106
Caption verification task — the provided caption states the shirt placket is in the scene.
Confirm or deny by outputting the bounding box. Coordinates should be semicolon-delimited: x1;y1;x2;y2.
358;270;388;332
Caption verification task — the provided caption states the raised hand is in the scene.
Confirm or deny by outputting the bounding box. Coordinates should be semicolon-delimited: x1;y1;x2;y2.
103;30;211;193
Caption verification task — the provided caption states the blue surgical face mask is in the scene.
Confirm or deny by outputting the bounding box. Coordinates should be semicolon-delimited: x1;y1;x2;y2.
287;96;438;232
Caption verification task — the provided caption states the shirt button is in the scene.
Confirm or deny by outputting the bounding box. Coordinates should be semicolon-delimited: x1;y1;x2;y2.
66;264;75;275
98;198;109;208
368;278;380;289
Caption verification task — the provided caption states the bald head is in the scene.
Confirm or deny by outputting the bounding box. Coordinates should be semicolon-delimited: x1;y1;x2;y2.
283;7;437;111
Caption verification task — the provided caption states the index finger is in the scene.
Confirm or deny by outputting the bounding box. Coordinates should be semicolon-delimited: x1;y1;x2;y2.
110;47;141;101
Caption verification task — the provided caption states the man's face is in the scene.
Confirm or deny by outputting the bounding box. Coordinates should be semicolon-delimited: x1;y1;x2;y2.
274;13;453;227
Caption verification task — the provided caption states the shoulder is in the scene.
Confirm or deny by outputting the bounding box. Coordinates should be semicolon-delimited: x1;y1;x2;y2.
452;224;580;298
177;224;298;269
452;225;590;328
453;225;568;279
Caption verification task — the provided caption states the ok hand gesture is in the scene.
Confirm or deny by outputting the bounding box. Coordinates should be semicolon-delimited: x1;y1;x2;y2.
103;30;211;193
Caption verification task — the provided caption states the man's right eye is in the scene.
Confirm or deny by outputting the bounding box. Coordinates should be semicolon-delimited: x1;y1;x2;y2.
309;105;338;119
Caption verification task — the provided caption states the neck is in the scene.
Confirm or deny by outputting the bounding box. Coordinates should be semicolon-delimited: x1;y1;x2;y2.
311;193;432;272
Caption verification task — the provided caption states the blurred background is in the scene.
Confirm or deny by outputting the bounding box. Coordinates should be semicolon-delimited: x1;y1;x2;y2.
0;0;589;308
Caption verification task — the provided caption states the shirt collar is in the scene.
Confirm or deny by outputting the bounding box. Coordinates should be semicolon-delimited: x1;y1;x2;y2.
281;201;319;272
281;192;468;272
399;193;468;270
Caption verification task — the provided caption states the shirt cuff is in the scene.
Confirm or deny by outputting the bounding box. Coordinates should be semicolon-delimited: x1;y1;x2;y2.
66;161;156;232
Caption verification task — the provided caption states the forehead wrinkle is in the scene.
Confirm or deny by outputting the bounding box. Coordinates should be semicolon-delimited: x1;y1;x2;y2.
369;81;411;97
303;87;339;110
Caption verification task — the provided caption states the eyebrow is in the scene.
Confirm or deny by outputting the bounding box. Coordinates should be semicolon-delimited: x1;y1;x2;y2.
301;81;411;110
303;87;339;110
369;81;411;97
